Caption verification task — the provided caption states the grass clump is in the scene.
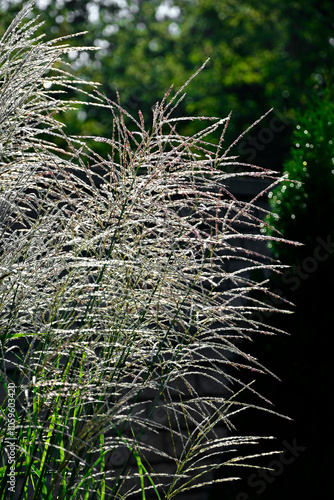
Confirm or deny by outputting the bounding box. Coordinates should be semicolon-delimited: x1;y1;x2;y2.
1;2;293;499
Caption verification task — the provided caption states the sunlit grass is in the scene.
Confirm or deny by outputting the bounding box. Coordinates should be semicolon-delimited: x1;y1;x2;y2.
0;2;293;499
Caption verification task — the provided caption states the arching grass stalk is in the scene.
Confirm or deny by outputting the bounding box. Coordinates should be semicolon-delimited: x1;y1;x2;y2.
0;2;297;499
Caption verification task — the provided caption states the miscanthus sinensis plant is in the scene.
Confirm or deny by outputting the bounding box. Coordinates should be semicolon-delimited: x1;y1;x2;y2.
0;2;294;499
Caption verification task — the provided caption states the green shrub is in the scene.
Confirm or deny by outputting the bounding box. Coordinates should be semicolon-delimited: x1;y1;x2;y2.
266;85;334;262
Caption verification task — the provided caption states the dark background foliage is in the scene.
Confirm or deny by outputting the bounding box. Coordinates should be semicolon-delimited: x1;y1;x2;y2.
1;1;333;498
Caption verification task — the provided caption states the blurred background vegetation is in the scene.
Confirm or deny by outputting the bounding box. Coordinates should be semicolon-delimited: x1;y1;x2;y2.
1;1;333;499
1;0;333;167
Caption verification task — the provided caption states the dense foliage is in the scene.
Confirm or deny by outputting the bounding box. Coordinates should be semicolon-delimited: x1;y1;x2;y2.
266;86;334;261
0;0;333;168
